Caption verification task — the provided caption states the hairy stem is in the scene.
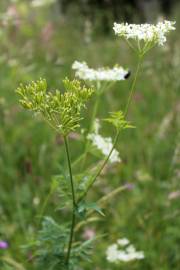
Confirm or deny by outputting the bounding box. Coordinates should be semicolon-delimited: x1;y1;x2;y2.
64;136;76;266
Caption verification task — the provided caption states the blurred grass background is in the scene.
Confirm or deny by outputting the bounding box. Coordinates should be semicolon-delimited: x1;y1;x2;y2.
0;0;179;269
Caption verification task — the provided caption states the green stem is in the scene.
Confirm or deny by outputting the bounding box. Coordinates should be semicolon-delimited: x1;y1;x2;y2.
142;42;156;56
125;38;137;52
79;130;120;201
2;256;25;270
81;90;101;169
124;56;143;117
72;152;86;168
79;58;143;201
15;185;26;236
38;188;53;226
88;92;101;135
89;82;102;134
72;82;114;170
64;136;76;267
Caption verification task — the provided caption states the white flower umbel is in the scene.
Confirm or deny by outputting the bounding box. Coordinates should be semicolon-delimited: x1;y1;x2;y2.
72;61;129;81
87;119;121;164
117;238;129;246
87;133;121;163
106;238;145;263
113;20;175;52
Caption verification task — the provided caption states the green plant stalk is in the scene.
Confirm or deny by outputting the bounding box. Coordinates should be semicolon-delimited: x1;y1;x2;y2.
80;57;143;201
89;92;101;134
2;256;25;270
81;89;101;169
97;184;128;207
78;130;120;201
80;184;128;222
72;151;86;168
124;55;143;117
15;185;26;237
75;217;100;232
74;82;114;169
72;81;115;170
75;186;128;231
64;136;76;267
38;188;53;226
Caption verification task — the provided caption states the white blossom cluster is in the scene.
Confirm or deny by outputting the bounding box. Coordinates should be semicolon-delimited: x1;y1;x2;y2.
113;20;176;46
72;61;129;81
106;238;145;263
87;119;121;163
31;0;56;7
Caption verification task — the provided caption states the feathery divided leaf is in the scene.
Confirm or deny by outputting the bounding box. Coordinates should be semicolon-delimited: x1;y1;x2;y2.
104;111;135;130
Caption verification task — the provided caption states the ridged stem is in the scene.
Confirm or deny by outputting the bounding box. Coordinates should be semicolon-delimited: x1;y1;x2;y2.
64;136;76;267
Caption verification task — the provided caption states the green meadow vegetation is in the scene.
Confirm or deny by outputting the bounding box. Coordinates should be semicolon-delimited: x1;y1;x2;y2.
0;1;179;269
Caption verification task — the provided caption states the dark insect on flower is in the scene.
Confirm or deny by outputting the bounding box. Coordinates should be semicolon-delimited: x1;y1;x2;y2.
124;71;131;79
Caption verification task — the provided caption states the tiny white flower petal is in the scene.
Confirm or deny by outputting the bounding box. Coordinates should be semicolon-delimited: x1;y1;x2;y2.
126;244;136;253
72;61;129;81
117;238;129;246
87;133;121;164
113;20;175;46
106;238;145;263
93;118;101;134
106;244;119;262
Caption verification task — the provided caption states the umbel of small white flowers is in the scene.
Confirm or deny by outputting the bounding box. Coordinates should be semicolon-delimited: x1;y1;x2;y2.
72;61;130;82
106;238;145;263
87;119;121;163
113;20;176;55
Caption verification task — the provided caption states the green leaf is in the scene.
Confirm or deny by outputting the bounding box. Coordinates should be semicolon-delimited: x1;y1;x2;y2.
70;237;96;264
77;201;105;218
104;111;135;130
51;177;59;192
52;174;72;209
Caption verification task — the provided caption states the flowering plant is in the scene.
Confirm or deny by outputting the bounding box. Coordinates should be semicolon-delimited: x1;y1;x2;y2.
16;20;175;270
113;20;175;55
106;238;144;263
72;61;130;82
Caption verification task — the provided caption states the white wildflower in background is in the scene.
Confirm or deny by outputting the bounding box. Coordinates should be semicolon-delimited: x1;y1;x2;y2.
33;197;40;206
106;238;145;263
93;118;101;134
117;238;129;246
87;119;121;163
72;61;130;81
113;20;176;46
31;0;56;7
87;134;121;163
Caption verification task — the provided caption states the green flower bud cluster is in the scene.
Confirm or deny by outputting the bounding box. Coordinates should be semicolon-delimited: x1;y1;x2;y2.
16;78;94;136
